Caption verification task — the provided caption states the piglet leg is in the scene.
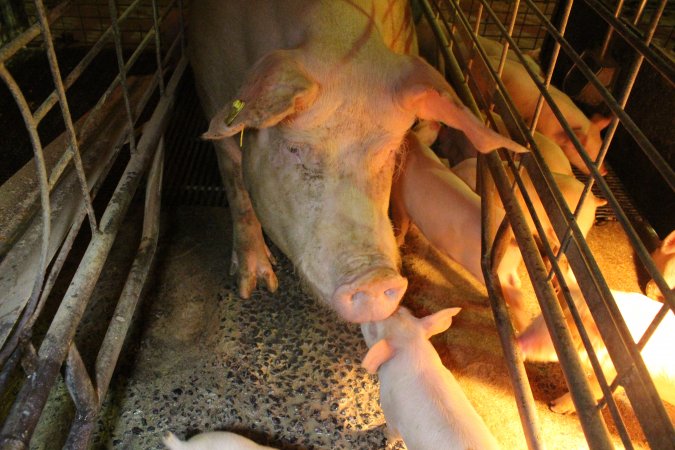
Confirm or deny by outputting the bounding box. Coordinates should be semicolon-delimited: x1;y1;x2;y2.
214;137;278;298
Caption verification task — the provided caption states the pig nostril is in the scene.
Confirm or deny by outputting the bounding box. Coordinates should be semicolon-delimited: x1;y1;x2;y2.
385;288;398;298
351;291;368;303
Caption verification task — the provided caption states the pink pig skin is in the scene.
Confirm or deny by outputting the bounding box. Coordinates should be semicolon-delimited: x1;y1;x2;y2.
189;0;528;322
391;133;528;330
517;288;675;414
163;431;276;450
361;307;501;450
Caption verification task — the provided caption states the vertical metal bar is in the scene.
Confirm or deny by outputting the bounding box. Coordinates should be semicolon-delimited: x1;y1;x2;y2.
63;345;98;450
150;0;165;95
34;0;99;235
107;0;137;155
478;159;546;450
599;0;624;59
528;0;573;134
0;64;51;368
590;0;667;174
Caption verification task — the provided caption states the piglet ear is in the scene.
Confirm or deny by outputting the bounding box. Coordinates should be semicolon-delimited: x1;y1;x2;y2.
202;50;319;141
420;307;461;339
399;58;527;154
362;339;396;374
662;230;675;255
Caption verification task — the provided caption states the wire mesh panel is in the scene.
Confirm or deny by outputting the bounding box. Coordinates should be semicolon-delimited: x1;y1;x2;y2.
419;0;674;448
0;0;186;447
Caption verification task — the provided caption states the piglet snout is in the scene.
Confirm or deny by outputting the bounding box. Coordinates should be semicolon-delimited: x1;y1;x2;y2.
332;268;408;323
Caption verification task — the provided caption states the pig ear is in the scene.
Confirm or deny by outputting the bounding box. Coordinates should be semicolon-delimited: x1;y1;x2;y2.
399;58;528;154
362;339;396;374
202;50;319;140
590;113;612;131
662;230;675;254
420;307;461;339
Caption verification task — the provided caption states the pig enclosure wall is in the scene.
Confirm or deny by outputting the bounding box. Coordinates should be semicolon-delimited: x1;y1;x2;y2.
0;0;674;449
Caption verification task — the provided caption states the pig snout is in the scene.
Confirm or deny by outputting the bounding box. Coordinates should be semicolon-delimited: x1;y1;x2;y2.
332;268;408;323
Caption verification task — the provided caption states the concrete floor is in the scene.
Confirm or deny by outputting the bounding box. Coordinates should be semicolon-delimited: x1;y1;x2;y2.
28;202;672;449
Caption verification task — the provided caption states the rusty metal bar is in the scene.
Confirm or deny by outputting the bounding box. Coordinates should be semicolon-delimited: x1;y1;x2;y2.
0;0;73;65
108;0;137;155
34;0;99;234
0;64;51;368
86;139;164;446
63;344;98;449
151;0;166;96
32;0;161;123
0;56;186;449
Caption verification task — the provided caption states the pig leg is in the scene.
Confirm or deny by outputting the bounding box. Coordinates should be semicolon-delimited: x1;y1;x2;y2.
214;138;278;298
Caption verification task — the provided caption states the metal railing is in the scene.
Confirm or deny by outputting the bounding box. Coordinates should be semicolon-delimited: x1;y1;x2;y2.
0;0;186;446
421;0;674;448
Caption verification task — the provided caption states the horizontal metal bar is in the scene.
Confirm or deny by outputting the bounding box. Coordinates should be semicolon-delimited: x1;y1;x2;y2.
0;0;73;65
0;56;186;449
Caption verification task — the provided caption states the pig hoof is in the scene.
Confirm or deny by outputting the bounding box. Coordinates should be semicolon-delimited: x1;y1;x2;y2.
549;394;575;414
230;242;278;298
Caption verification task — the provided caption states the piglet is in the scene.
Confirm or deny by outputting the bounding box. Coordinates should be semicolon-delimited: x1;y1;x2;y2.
518;289;675;413
361;307;501;450
163;431;276;450
645;230;675;301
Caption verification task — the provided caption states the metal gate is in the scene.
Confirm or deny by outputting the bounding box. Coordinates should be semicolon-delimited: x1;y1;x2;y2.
0;0;673;448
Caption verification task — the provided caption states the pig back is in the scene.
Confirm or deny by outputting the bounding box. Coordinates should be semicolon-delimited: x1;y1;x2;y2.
188;0;315;119
188;0;417;119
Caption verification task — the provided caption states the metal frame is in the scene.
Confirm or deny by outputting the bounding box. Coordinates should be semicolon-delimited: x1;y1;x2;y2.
0;0;186;446
421;0;674;448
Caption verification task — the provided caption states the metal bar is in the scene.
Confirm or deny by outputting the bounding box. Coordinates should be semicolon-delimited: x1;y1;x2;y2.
0;64;51;369
34;0;99;234
151;0;165;96
71;139;164;449
108;0;137;155
46;13;163;192
452;0;674;311
32;0;157;123
0;0;73;65
479;160;545;450
584;0;675;84
521;0;675;191
0;56;186;449
63;344;98;450
421;2;614;448
95;136;163;402
589;0;667;176
528;0;572;134
599;0;624;59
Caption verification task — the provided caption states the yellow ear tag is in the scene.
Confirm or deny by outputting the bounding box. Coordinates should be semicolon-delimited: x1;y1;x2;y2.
225;99;245;126
239;128;244;148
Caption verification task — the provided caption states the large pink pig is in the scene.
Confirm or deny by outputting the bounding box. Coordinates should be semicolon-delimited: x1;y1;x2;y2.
645;230;675;301
518;288;675;413
361;307;501;450
189;0;527;322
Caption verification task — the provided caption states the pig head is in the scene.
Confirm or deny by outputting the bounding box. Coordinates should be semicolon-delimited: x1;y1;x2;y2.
190;0;526;322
